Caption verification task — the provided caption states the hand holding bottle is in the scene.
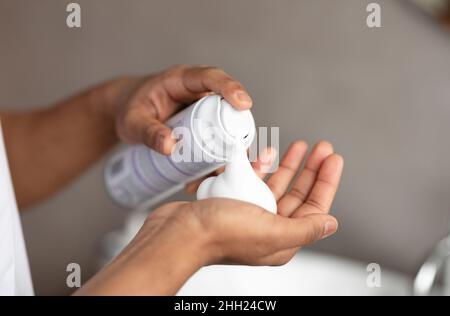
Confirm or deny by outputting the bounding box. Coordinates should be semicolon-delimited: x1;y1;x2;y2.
113;64;253;155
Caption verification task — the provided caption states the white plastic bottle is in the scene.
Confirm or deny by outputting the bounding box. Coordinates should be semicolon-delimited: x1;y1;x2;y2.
104;95;256;209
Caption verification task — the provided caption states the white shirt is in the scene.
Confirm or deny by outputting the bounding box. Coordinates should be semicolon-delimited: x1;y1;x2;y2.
0;122;34;295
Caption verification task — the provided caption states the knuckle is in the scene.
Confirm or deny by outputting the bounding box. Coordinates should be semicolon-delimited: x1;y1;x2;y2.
144;125;157;145
304;220;323;244
305;231;319;245
289;187;308;203
163;64;189;78
170;64;190;72
305;197;326;213
202;66;223;77
223;80;243;92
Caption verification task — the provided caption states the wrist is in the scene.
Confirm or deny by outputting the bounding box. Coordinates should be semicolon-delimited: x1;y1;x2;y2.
79;203;210;295
129;203;214;294
99;76;143;118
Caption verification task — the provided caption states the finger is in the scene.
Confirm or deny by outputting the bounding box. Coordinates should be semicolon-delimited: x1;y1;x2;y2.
292;154;344;218
277;141;334;217
251;147;277;179
182;66;253;110
186;178;205;194
270;213;339;249
120;104;177;155
143;118;177;155
214;166;226;175
139;76;186;121
265;141;308;201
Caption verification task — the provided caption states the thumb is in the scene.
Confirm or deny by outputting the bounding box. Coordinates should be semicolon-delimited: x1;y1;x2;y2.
273;213;339;248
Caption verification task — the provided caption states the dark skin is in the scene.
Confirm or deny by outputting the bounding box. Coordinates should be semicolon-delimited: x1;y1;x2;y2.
0;65;343;295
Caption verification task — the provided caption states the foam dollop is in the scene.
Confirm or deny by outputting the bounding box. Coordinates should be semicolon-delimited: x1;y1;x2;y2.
196;142;277;213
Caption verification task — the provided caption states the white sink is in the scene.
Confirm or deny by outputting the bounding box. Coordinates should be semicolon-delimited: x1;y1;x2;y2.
178;250;412;296
101;213;413;296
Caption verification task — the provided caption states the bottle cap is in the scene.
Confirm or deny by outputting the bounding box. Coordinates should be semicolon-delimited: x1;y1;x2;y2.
191;95;255;161
219;98;253;140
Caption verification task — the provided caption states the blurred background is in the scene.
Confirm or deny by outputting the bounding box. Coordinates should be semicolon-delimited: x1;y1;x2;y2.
0;0;449;295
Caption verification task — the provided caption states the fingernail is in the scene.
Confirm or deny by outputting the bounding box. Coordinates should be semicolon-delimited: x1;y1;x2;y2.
322;221;338;239
235;91;252;105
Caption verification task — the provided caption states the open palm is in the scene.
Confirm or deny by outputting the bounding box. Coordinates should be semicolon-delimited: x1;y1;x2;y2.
176;140;344;266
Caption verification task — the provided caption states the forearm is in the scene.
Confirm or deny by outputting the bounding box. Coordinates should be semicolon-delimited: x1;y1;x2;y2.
0;77;137;209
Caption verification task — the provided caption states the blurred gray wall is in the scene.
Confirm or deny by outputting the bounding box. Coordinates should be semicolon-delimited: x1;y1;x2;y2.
0;0;449;295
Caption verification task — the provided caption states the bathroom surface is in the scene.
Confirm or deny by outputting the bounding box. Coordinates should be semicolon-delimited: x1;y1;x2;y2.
179;250;412;296
0;0;449;295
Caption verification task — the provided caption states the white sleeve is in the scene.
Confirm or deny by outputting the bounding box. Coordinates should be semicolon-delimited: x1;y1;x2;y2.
0;123;34;296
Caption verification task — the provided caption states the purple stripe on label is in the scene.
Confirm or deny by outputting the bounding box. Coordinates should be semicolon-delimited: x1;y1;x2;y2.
148;151;177;184
132;148;160;194
167;155;195;177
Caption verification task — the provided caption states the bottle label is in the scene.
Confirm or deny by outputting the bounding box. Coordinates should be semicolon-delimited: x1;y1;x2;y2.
105;102;224;208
